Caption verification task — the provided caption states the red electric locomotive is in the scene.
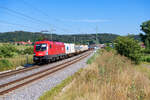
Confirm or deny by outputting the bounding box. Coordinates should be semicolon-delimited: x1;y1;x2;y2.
33;41;66;63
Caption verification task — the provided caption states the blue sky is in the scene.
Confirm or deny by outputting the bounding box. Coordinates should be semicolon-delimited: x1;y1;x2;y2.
0;0;149;35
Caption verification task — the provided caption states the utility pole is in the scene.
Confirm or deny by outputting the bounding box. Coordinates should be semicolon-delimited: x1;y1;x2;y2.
95;25;99;45
50;29;53;41
74;36;76;44
50;28;55;41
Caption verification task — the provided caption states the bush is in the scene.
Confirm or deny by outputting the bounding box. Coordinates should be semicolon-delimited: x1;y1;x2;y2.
0;45;19;58
105;46;113;52
141;55;150;62
23;47;33;54
0;59;13;71
115;36;142;64
141;49;150;54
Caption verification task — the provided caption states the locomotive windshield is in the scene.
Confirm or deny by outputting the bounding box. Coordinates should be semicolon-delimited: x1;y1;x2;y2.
36;44;47;51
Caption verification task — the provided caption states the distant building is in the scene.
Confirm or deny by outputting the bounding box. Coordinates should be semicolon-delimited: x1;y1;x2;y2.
98;44;105;48
15;40;32;45
89;44;105;49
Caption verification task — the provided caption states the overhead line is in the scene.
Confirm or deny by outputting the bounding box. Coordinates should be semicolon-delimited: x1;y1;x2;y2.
0;6;51;26
22;0;50;18
0;20;37;29
21;0;74;33
0;10;42;27
0;6;73;33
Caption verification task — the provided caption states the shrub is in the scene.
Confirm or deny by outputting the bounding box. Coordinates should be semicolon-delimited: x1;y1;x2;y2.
0;59;13;71
141;55;150;62
141;48;150;54
146;57;150;62
105;46;113;52
23;47;34;55
0;45;19;58
115;36;142;64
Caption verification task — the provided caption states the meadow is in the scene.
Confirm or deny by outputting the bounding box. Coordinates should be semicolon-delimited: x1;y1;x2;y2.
39;50;150;100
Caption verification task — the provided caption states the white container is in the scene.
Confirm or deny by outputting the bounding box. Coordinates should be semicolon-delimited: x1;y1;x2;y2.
75;45;81;52
64;43;70;54
64;43;75;54
70;43;75;53
80;45;88;51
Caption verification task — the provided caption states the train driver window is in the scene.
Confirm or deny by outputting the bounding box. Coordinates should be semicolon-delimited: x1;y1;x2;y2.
50;44;52;48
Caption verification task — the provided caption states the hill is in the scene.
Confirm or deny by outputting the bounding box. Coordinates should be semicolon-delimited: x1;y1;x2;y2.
0;31;120;44
0;31;140;44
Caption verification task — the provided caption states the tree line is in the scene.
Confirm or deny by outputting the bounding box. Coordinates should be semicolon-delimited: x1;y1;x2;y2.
0;31;120;44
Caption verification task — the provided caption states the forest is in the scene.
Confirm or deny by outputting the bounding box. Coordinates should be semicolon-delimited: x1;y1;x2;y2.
0;31;120;44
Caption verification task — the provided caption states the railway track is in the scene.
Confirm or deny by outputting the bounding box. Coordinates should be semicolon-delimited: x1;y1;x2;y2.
0;65;39;79
0;51;87;79
0;51;91;95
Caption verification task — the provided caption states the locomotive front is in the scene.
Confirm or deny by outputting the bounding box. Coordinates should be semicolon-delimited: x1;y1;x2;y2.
33;41;49;63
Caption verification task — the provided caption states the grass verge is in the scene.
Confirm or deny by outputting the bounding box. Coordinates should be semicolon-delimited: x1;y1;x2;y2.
0;55;33;72
39;51;97;100
40;50;150;100
39;69;83;100
86;50;99;64
86;54;96;64
39;76;73;100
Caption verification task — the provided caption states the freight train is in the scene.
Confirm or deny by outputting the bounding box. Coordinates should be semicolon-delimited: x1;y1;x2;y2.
33;41;88;63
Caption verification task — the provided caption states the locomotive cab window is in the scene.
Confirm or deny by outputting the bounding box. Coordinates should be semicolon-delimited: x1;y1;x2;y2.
49;44;52;48
36;44;47;51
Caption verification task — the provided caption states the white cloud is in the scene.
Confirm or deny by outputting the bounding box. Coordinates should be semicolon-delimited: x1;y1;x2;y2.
61;19;110;23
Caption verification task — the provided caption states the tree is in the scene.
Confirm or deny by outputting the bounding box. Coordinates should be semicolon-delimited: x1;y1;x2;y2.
140;20;150;49
115;36;141;64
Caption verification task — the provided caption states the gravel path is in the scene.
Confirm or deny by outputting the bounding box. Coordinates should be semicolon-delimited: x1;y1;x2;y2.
0;52;94;100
